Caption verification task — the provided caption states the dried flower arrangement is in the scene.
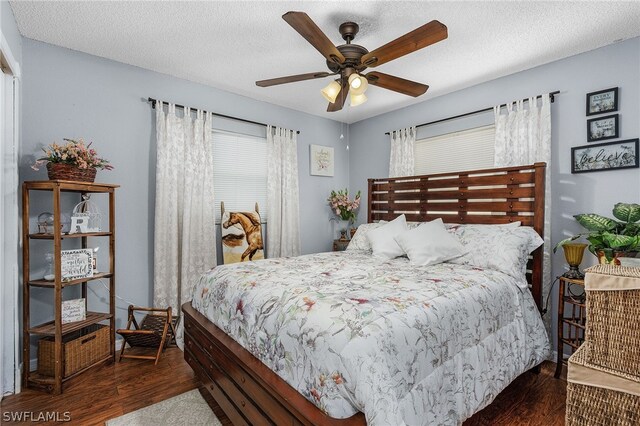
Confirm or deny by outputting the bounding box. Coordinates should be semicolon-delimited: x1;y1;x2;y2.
32;138;113;171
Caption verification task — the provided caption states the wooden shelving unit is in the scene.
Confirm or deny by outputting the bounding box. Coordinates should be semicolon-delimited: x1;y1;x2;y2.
28;231;112;240
28;272;114;288
22;180;119;394
29;312;114;336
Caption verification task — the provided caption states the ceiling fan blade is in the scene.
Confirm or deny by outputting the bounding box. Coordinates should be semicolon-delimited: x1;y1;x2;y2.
282;11;345;64
327;78;349;112
366;72;429;97
361;20;447;68
256;72;332;87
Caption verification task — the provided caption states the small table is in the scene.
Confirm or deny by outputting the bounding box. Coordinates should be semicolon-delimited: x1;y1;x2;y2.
333;239;349;252
555;276;586;378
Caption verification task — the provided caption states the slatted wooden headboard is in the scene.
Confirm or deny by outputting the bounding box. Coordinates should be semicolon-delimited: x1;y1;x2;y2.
367;162;546;310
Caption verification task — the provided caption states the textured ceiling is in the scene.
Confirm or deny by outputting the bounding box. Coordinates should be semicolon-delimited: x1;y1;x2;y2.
10;1;640;123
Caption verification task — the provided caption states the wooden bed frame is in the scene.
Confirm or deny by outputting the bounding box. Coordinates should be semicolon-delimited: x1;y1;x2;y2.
183;162;546;425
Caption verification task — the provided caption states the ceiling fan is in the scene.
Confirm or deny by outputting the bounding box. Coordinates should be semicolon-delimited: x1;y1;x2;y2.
255;11;448;112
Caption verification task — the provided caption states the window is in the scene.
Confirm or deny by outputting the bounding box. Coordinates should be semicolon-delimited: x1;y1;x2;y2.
213;131;267;223
414;125;495;175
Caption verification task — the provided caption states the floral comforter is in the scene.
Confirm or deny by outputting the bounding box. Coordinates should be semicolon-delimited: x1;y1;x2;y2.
192;251;549;425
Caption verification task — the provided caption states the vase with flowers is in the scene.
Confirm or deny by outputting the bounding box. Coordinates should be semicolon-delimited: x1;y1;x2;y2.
32;138;113;183
328;188;361;240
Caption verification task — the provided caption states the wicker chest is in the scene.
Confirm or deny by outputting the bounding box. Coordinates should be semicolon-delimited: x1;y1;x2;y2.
566;344;639;426
565;265;640;425
584;265;640;377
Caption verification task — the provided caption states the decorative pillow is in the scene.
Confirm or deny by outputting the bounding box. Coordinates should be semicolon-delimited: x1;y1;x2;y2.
513;226;545;254
346;222;386;252
366;215;408;259
395;218;466;266
447;225;543;280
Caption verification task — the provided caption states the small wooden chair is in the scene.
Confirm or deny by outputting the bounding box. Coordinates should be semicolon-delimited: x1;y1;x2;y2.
116;305;177;365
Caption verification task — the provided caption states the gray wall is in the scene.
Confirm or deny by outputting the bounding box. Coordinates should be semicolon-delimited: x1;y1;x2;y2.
1;0;22;64
17;31;640;362
20;39;350;347
349;37;640;351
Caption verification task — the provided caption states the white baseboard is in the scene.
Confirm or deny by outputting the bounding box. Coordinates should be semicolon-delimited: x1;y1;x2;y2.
14;364;21;394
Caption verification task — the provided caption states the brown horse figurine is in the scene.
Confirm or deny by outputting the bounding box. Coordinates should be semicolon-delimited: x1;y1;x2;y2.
223;212;264;261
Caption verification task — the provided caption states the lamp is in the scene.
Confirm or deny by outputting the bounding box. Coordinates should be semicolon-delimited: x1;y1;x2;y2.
348;73;368;96
321;80;342;103
350;93;367;106
562;243;588;279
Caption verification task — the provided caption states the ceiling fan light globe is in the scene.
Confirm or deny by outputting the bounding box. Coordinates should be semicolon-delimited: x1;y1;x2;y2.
348;73;361;89
321;80;342;103
350;93;368;107
349;74;368;95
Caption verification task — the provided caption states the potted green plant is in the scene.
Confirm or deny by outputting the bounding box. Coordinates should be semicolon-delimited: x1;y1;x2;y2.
554;203;640;264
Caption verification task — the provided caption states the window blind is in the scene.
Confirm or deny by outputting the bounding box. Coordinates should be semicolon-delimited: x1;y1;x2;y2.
414;125;496;175
213;130;268;223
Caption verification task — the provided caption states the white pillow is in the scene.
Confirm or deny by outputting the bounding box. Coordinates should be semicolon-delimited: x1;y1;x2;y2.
366;215;408;259
395;218;466;266
346;222;386;252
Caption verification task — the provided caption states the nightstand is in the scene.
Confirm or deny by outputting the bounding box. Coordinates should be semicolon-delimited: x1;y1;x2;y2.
555;276;586;378
333;239;349;252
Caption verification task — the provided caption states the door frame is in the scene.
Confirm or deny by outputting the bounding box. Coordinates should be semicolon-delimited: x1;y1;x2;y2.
1;29;22;397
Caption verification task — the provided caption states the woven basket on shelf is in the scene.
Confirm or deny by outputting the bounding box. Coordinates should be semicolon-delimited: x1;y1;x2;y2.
584;265;640;377
566;343;640;426
37;324;110;377
46;162;97;183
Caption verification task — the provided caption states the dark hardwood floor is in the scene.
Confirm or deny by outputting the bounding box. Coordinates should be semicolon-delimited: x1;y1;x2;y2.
1;349;565;425
1;348;202;425
465;362;566;425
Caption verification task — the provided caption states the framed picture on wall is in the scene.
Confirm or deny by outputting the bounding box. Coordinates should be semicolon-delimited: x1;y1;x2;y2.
310;144;334;176
571;139;639;174
586;87;618;116
587;114;619;142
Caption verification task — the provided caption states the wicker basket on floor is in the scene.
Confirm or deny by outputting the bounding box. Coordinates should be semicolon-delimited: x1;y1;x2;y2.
584;265;640;378
566;343;640;426
38;324;110;377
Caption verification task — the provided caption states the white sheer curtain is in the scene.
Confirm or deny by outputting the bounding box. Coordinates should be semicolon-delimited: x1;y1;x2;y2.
154;102;217;347
266;125;300;258
494;94;552;317
389;126;416;177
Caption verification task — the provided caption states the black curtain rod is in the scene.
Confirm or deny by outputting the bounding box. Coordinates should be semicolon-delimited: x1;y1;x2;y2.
384;91;560;135
147;97;300;134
